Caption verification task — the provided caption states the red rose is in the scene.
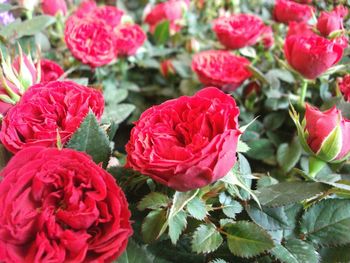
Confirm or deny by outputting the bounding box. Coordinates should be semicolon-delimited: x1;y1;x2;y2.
287;21;315;37
338;74;350;101
304;104;350;161
284;34;343;79
144;0;189;33
39;59;64;83
192;50;252;92
65;16;118;67
0;81;104;153
317;5;348;37
274;0;314;24
261;26;274;49
160;59;176;78
126;87;241;192
0;146;132;262
115;24;146;56
213;14;266;50
41;0;67;16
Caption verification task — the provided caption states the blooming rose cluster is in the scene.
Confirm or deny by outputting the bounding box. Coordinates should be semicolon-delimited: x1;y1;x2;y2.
126;87;241;192
65;1;146;67
0;147;132;262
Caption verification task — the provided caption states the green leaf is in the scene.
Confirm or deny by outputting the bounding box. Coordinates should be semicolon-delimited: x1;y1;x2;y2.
300;199;350;246
255;182;330;207
168;211;187;245
186;197;207;220
191;224;223;254
246;203;290;231
246;139;275;161
142;210;167;244
210;259;227;263
263;112;286;131
67;112;110;164
320;245;350;263
277;138;302;172
104;103;136;124
270;239;319;263
0;16;55;39
137;192;170;211
153;20;170;45
117;239;154;263
225;221;274;258
219;193;243;219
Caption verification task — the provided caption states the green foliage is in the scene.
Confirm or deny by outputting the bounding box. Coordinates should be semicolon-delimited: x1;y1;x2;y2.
138;192;170;211
224;221;274;258
277;137;302;172
153;21;170;45
67;112;110;164
300;199;350;246
141;210;167;244
186;197;207;220
168;211;187;245
191;224;223;254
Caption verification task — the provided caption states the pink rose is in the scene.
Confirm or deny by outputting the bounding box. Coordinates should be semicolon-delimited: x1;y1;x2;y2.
126;87;241;191
160;59;176;78
213;14;266;50
41;0;67;16
192;50;252;91
115;24;146;56
284;34;343;79
0;81;104;153
39;59;64;83
274;0;314;24
0;146;132;262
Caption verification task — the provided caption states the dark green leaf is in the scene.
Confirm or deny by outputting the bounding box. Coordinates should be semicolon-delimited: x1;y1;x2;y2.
320;245;350;263
225;221;274;258
153;20;170;45
277;138;302;172
142;210;167;244
246;139;275;161
67;112;110;164
117;239;154;263
270;239;319;263
255;182;330;207
300;199;350;246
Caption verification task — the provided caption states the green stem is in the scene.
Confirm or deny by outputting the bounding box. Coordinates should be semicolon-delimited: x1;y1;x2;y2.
299;79;308;107
308;156;326;179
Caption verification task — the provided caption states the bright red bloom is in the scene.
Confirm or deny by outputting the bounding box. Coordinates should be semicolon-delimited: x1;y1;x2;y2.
126;87;241;191
39;59;64;83
274;0;314;24
338;74;350;102
287;21;315;37
115;24;146;56
0;146;132;262
213;14;266;50
284;34;343;79
41;0;67;16
144;0;189;33
0;81;104;153
192;50;252;91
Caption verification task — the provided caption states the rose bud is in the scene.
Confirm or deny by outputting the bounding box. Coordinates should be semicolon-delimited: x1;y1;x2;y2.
243;81;261;99
192;50;252;92
144;0;189;34
38;59;64;83
0;81;104;153
42;0;67;16
317;5;348;37
185;38;201;53
0;146;132;262
160;59;176;78
273;0;314;24
115;24;146;56
126;87;241;191
261;26;274;49
338;74;350;102
292;104;350;163
213;14;266;50
284;34;343;79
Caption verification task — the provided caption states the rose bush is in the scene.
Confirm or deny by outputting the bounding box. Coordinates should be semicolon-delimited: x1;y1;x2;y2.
126;87;241;191
0;146;132;262
0;81;104;153
191;50;252;91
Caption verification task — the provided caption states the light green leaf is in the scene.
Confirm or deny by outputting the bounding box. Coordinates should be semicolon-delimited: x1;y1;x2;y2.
270;239;319;263
168;211;187;245
66;112;110;164
316;125;342;162
225;221;274;258
300;199;350;246
104;103;136;124
219;193;243;219
137;192;170;211
186;197;207;220
320;245;350;263
192;224;223;254
255;182;330;207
